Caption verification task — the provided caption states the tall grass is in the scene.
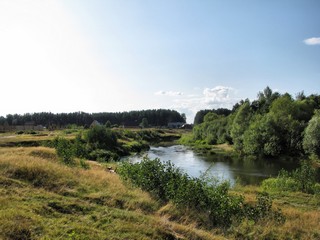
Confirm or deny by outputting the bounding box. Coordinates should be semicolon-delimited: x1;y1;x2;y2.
1;147;319;239
0;147;223;239
118;157;285;228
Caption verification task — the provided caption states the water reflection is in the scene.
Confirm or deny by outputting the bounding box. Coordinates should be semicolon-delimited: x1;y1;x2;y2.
124;145;298;185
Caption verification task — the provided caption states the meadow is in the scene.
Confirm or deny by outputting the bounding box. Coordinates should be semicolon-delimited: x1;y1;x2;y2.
0;130;319;239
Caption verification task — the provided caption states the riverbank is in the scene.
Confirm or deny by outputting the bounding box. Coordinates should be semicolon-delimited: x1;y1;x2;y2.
0;146;319;239
0;127;182;157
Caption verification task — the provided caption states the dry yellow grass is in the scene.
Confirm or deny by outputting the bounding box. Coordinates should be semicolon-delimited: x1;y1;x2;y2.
215;143;234;152
1;146;228;239
1;146;319;239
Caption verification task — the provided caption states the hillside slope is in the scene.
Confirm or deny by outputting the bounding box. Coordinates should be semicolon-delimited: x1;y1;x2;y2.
0;147;222;240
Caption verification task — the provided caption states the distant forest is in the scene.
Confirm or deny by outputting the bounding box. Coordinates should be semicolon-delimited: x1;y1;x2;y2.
0;109;186;128
192;87;320;158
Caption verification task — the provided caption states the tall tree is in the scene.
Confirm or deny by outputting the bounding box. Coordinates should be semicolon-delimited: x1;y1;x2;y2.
303;110;320;157
230;101;252;151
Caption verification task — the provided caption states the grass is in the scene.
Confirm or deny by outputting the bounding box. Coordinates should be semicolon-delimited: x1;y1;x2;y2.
0;130;76;147
230;184;320;239
0;146;225;240
178;133;235;156
0;135;319;239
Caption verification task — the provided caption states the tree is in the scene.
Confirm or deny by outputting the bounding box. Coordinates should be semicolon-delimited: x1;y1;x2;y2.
140;118;149;128
230;101;252;151
303;110;320;157
253;86;280;114
181;113;187;123
85;125;117;150
243;114;281;157
268;94;304;156
105;120;112;128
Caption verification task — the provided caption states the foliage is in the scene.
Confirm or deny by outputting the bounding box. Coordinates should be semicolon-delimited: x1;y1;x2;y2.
193;108;231;125
89;149;119;162
292;160;317;193
230;101;252;151
54;137;76;166
3;109;186;128
139;118;149;128
243;114;281;157
2;147;319;239
118;157;283;228
85;125;117;150
0;147;195;240
193;112;231;145
303;110;320;157
192;87;320;158
262;160;317;194
73;133;88;159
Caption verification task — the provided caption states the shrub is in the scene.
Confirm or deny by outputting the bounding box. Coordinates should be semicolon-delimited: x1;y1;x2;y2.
262;160;317;194
89;149;119;162
292;160;316;193
261;177;299;192
54;137;75;166
313;183;320;195
73;133;88;159
118;157;282;227
85;125;117;150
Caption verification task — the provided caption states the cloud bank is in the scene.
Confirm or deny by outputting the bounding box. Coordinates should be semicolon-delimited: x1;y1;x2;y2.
304;37;320;45
155;90;184;96
156;86;239;123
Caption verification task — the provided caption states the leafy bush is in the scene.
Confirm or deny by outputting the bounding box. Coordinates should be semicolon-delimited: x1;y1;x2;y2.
85;125;117;150
303;110;320;157
73;133;88;159
125;141;150;153
292;160;316;193
54;137;75;166
262;160;317;194
89;149;119;162
313;183;320;195
261;177;299;192
136;130;160;141
118;157;283;227
242;192;285;226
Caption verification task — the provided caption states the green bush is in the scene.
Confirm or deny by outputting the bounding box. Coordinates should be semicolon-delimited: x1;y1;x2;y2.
292;160;316;193
136;130;160;141
125;141;150;153
261;177;299;192
313;183;320;195
85;125;117;150
89;149;119;162
73;133;88;159
118;157;282;227
54;137;75;166
262;160;318;194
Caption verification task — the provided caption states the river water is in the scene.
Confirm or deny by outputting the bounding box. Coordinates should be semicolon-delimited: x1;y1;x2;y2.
124;145;298;185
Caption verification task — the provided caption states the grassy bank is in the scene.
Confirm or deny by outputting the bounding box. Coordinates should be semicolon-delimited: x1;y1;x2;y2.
178;132;235;156
0;146;226;240
0;146;319;239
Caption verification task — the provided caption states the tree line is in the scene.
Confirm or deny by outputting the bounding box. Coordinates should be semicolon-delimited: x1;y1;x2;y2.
0;109;186;128
193;87;320;158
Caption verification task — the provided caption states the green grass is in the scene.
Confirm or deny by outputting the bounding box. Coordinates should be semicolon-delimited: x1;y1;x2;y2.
1;145;319;239
0;147;224;240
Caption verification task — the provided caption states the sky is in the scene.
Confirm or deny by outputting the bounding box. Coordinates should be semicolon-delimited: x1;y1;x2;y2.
0;0;319;123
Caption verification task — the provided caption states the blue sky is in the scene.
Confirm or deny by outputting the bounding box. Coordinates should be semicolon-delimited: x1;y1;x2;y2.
0;0;319;122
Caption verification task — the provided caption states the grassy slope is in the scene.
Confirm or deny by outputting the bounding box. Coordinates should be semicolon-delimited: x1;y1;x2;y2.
0;147;223;240
0;131;319;239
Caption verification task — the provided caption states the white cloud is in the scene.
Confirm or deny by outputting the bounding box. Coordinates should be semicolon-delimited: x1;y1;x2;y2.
303;37;320;45
155;90;183;96
203;86;233;104
171;86;239;123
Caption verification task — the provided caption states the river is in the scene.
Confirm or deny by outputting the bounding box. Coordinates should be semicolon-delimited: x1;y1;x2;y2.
124;145;299;185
